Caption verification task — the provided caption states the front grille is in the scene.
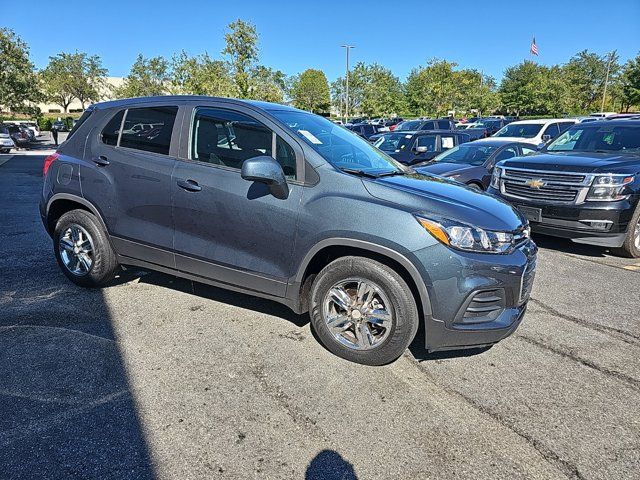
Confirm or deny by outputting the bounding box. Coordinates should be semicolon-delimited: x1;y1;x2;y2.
504;183;579;202
501;168;591;204
503;169;586;184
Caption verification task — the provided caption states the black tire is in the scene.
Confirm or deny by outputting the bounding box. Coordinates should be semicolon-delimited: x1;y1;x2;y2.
613;203;640;258
467;182;483;191
309;256;419;366
53;209;119;287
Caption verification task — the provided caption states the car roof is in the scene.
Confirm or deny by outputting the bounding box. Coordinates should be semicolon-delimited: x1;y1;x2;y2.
91;95;302;113
388;129;464;135
465;138;527;147
577;119;640;127
507;118;577;125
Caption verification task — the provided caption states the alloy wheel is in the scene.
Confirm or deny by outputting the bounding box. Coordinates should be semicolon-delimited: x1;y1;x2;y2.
59;224;94;276
322;278;394;350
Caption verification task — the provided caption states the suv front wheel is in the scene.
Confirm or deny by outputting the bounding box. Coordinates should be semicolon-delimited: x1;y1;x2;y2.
53;209;120;287
614;204;640;258
310;256;419;365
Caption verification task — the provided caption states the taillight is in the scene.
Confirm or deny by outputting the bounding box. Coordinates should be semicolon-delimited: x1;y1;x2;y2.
43;153;60;176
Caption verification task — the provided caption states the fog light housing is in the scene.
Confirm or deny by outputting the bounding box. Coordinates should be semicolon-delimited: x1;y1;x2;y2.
581;220;613;231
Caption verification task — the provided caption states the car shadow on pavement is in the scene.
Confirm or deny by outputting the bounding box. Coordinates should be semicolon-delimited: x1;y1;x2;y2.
305;449;358;480
0;155;157;479
115;268;309;328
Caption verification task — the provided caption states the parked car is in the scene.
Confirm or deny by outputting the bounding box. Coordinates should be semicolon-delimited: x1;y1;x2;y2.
346;122;380;140
475;118;511;135
386;118;404;131
589;112;617;118
605;114;640;120
492;119;579;148
20;121;40;138
370;118;455;143
40;96;537;365
373;130;471;165
415;139;537;190
6;124;30;148
488;120;640;257
0;125;15;153
51;120;68;132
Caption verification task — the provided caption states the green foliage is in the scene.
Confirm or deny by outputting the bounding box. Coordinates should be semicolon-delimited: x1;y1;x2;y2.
0;28;41;113
170;51;236;97
223;20;259;98
563;50;619;112
116;54;170;98
248;66;287;103
290;69;330;113
620;53;640;112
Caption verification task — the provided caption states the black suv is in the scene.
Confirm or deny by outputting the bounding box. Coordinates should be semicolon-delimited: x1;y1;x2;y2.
489;120;640;257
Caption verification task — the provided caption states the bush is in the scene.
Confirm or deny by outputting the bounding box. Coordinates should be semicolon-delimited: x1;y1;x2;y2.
39;117;53;131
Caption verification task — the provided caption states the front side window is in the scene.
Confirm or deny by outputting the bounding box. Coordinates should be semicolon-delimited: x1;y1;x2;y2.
415;135;437;151
437;120;451;129
119;106;178;155
494;146;519;161
191;108;296;178
542;123;560;139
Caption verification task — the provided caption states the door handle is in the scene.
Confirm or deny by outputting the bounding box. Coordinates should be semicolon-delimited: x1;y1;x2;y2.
177;179;202;192
93;155;110;166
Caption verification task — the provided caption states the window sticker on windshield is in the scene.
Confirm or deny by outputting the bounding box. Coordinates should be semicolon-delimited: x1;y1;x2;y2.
298;129;322;144
405;135;412;139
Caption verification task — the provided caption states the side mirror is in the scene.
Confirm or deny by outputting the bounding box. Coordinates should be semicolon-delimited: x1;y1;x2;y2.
415;146;429;154
542;134;552;142
241;155;289;200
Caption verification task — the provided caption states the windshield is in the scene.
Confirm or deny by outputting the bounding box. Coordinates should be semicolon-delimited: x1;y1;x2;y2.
373;132;415;152
494;123;543;138
270;110;405;175
396;120;422;131
477;119;500;128
433;144;498;166
546;125;640;153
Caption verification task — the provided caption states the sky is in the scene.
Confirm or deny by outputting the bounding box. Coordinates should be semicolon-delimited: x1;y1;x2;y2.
3;0;640;82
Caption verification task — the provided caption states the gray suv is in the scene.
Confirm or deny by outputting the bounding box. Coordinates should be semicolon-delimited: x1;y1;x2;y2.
40;96;537;365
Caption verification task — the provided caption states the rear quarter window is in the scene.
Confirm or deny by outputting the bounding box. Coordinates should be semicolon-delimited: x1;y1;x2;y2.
101;110;125;146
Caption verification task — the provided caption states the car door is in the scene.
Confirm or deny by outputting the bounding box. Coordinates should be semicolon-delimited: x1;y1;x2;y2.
410;135;438;164
171;104;303;297
83;105;181;266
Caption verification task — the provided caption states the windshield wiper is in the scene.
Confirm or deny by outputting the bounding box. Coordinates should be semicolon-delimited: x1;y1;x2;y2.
340;168;379;178
376;170;407;177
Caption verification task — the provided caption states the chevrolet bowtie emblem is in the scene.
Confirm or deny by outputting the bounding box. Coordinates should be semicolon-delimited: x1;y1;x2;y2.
525;179;545;189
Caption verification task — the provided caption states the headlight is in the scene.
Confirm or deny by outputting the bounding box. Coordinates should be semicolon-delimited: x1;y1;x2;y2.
415;215;523;254
490;167;503;189
586;175;634;201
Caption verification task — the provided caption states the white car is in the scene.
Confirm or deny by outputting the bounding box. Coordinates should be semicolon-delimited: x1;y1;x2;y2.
0;125;15;153
589;112;617;118
492;118;579;148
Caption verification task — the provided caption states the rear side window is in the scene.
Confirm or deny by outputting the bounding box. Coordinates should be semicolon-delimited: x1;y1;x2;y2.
101;110;124;146
437;120;451;129
119;107;178;155
190;107;297;178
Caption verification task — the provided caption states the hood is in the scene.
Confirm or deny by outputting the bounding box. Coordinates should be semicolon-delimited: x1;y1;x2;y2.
414;162;480;177
499;151;640;175
363;172;525;232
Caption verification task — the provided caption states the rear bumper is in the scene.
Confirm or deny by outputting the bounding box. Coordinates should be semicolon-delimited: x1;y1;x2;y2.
487;188;638;248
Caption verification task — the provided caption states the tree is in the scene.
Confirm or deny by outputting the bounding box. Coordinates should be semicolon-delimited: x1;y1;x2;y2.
40;54;77;113
117;54;170;98
170;51;235;97
563;50;620;112
359;64;405;117
0;28;41;113
222;20;259;98
248;66;287;103
405;59;461;116
331;63;367;118
290;69;330;113
619;53;640;112
71;53;107;109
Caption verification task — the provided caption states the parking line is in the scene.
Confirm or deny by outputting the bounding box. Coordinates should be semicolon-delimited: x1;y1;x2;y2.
623;264;640;271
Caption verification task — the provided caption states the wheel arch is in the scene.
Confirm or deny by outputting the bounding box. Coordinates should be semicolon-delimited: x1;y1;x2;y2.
290;238;432;320
46;193;110;238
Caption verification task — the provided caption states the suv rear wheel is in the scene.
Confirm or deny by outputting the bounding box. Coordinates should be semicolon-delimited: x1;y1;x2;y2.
53;209;119;287
309;256;419;365
614;205;640;258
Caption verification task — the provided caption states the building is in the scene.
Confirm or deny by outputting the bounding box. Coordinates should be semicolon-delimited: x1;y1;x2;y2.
34;77;124;114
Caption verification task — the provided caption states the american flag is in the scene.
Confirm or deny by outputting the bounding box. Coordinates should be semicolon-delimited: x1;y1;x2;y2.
530;37;539;56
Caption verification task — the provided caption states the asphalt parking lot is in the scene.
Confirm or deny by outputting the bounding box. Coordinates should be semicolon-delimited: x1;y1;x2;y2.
1;153;639;480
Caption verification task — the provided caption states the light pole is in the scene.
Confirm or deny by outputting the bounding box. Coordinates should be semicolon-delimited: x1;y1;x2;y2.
601;50;616;112
341;45;354;123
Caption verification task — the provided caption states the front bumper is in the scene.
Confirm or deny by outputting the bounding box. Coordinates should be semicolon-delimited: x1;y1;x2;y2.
488;187;638;248
410;239;537;351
